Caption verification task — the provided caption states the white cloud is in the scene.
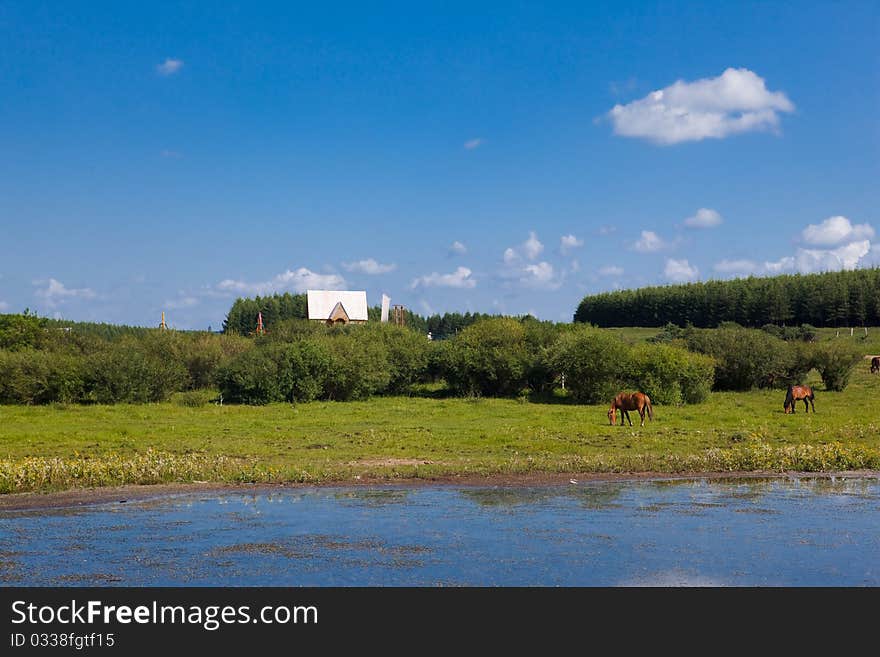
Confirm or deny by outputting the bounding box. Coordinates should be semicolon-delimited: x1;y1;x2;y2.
502;232;545;263
607;68;794;145
519;262;561;289
684;208;723;228
161;149;182;159
598;225;617;235
795;240;871;272
598;265;624;276
713;259;759;276
522;231;544;260
664;259;698;282
714;229;875;277
762;257;795;274
156;58;184;76
165;296;199;310
217;268;346;296
342;258;396;275
449;240;467;256
410;266;476;289
0;301;8;312
801;215;874;247
632;230;668;253
560;234;584;255
34;278;97;307
464;138;484;150
570;259;581;273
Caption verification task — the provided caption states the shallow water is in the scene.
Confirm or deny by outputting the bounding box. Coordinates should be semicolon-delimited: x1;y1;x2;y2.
1;478;878;586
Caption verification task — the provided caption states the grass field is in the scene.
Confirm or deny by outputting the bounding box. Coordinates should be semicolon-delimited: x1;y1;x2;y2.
2;354;879;494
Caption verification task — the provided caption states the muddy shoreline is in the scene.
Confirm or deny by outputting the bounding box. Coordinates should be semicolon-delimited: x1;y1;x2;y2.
1;469;878;512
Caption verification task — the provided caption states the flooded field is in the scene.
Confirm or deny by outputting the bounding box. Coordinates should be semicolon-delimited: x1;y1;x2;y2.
1;477;878;586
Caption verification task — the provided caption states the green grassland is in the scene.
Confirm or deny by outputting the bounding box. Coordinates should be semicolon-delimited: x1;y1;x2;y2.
2;355;879;494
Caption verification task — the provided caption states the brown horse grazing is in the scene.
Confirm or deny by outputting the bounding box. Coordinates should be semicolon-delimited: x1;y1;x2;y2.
871;356;880;374
608;392;653;427
784;385;815;414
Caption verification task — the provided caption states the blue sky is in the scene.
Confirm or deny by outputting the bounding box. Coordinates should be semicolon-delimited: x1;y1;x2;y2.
1;1;877;328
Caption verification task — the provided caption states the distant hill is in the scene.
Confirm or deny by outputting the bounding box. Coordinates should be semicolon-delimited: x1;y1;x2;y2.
574;268;880;328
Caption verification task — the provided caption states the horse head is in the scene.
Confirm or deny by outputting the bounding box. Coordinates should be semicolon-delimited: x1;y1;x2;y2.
607;406;616;426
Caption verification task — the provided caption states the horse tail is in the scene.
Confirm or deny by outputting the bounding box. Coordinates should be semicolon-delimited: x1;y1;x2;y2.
645;395;653;421
784;385;793;408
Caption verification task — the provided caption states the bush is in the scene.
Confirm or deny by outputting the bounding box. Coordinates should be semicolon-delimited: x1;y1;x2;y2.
317;332;391;400
276;341;333;402
549;326;630;403
214;348;284;404
0;350;87;404
628;343;714;405
0;313;46;351
812;342;862;391
685;327;811;391
440;319;531;397
85;338;188;403
173;390;216;407
181;333;253;390
372;325;431;394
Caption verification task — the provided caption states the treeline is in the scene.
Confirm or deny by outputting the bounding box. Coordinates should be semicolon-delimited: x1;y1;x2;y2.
222;293;507;339
651;323;862;392
0;313;250;404
575;269;880;328
0;312;864;406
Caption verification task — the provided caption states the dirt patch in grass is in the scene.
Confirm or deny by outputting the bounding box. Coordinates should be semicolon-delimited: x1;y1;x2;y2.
348;458;436;467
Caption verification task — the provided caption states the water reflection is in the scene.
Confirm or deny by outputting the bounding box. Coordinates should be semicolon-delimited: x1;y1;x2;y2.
0;476;877;586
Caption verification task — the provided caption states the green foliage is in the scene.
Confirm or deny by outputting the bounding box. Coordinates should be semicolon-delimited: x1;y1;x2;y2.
439;318;531;396
549;326;630;403
317;332;391;400
812;342;863;391
223;293;308;335
86;337;188;403
684;327;812;391
629;343;715;405
0;350;86;404
173;390;216;407
275;341;333;402
0;313;47;351
214;347;284;405
371;324;431;394
575;268;880;328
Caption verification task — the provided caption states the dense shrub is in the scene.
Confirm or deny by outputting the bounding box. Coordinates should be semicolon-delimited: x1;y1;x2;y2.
0;350;86;404
0;313;46;351
181;333;252;389
317;333;391;400
85;338;188;403
214;347;284;404
812;342;863;391
548;326;630;403
439;319;531;396
684;327;811;391
628;343;715;405
373;325;431;394
276;341;333;402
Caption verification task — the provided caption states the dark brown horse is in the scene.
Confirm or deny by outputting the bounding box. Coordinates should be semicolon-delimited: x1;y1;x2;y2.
784;385;815;414
608;392;653;427
871;356;880;374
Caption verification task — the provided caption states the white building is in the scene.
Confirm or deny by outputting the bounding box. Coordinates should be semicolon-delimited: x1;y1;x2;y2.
306;290;369;325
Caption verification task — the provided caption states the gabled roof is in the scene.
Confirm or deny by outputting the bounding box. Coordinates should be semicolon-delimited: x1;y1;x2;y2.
328;302;350;323
307;290;368;321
